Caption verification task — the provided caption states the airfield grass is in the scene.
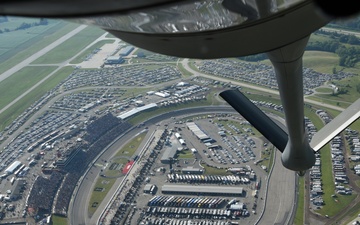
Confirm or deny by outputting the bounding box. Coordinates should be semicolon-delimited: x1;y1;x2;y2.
0;66;56;110
0;22;79;75
0;66;74;131
52;214;68;225
88;132;146;216
0;19;61;57
69;39;115;64
33;26;106;64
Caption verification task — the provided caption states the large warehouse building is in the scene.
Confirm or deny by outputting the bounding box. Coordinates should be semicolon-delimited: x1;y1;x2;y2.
5;161;22;175
161;185;244;196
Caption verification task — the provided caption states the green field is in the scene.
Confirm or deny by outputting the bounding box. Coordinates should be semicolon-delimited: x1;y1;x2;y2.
294;177;305;225
201;162;231;175
33;26;106;64
0;22;79;75
177;149;194;159
0;18;60;56
0;66;74;131
52;214;68;225
303;51;340;74
315;87;333;93
0;66;57;109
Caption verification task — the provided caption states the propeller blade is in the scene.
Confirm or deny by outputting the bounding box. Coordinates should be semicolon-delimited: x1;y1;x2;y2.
220;89;288;152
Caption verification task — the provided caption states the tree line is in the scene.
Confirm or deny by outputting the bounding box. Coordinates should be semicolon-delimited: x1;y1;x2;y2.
0;18;48;34
239;29;360;68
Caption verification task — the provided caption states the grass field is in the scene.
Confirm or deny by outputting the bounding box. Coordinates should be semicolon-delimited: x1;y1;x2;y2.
315;142;357;216
52;214;68;225
294;177;305;225
88;132;146;216
0;22;79;75
177;149;194;159
315;87;333;93
0;66;74;131
0;18;60;56
32;26;106;64
303;51;340;74
306;74;360;109
0;66;56;110
201;163;231;175
177;62;193;77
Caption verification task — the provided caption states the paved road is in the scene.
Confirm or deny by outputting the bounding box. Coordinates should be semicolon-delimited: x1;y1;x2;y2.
257;147;296;225
180;58;346;112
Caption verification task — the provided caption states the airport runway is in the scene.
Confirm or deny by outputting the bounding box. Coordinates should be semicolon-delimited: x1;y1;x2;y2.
0;25;87;83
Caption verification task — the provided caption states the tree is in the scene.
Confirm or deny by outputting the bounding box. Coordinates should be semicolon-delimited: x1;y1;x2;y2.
356;84;360;93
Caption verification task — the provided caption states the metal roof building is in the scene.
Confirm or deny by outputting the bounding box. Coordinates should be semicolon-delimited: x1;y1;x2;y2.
186;122;209;141
105;55;124;64
160;146;178;164
182;167;203;174
161;185;244;196
5;161;22;174
119;46;134;56
117;103;158;120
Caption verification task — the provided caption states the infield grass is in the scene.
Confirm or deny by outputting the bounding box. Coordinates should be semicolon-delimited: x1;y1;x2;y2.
88;132;146;216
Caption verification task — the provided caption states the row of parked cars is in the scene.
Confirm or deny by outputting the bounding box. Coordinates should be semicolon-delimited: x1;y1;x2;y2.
166;174;250;184
148;196;225;208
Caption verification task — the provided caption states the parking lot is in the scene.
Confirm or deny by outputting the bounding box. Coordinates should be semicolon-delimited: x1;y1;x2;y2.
103;114;268;225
